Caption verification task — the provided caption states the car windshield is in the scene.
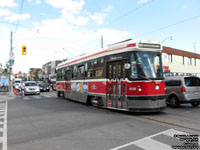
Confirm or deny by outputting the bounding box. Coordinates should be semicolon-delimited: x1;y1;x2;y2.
40;83;48;86
130;51;163;79
184;77;200;86
15;81;21;83
25;82;37;86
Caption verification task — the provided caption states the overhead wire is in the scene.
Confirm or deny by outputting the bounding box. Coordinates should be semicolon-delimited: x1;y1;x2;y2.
133;14;200;38
102;0;155;28
15;0;25;33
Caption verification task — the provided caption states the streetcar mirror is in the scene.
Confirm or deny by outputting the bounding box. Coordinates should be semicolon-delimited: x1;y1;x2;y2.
124;63;130;69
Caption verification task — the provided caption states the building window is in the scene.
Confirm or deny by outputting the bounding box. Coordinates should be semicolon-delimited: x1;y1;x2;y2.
188;58;192;65
194;58;196;66
168;54;172;63
183;56;184;64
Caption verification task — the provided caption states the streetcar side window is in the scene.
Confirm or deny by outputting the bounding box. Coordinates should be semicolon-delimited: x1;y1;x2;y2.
87;61;93;78
85;63;88;77
65;67;72;81
61;68;65;80
77;65;84;78
94;58;104;77
72;65;77;79
56;69;62;81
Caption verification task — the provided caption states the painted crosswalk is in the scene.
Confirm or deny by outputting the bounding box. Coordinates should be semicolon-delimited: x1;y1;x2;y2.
110;129;200;150
20;94;56;100
0;102;7;150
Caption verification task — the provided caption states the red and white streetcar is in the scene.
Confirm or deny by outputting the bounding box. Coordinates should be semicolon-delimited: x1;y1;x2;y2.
56;39;166;112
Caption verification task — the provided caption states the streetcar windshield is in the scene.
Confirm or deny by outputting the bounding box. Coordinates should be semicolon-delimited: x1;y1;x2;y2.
130;52;163;79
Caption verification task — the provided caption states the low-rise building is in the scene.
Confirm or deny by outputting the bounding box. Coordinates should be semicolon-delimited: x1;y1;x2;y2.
42;60;62;82
162;46;200;77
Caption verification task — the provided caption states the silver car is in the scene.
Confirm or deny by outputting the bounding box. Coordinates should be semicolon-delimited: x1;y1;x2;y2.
22;81;40;95
165;76;200;107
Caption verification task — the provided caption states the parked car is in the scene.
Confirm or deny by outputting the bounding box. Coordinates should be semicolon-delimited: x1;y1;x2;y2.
38;82;50;92
21;81;40;95
165;76;200;107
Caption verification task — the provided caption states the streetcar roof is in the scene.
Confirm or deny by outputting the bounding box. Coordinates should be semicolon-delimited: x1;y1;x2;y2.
57;39;162;69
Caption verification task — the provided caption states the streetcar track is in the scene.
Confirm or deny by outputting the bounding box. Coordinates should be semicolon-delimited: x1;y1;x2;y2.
135;115;200;133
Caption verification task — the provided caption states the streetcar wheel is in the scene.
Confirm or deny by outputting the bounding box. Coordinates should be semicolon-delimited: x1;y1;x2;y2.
191;102;200;107
57;91;61;97
169;96;179;108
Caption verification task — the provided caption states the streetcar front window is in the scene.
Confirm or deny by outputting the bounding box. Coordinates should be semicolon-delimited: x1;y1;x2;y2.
130;52;163;79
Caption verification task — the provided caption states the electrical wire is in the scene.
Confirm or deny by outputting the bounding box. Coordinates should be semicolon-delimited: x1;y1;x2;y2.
134;14;200;38
15;0;25;33
0;20;33;29
102;0;155;28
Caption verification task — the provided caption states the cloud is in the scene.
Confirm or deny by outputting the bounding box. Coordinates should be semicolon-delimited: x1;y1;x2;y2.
5;13;31;22
137;0;148;4
0;17;130;72
0;8;11;16
28;0;41;5
0;0;17;7
62;11;89;26
89;13;106;25
46;0;85;14
105;5;113;12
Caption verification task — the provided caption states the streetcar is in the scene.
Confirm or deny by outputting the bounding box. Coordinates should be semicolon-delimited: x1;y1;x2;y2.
56;39;166;112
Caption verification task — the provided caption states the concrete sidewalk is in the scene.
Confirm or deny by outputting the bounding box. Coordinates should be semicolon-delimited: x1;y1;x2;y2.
0;92;16;102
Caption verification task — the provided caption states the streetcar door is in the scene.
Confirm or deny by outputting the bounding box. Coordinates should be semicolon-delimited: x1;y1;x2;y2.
107;61;124;109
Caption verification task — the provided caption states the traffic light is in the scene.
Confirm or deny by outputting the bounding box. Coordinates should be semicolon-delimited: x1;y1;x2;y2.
22;45;27;55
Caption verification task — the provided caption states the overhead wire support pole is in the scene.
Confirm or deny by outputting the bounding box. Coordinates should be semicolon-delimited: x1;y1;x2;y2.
15;0;25;33
9;31;14;96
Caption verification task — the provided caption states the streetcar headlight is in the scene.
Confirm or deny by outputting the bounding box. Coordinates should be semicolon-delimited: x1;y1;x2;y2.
155;85;160;90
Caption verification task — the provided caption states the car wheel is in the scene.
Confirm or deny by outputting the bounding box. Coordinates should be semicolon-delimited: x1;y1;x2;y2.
191;102;200;107
169;96;179;108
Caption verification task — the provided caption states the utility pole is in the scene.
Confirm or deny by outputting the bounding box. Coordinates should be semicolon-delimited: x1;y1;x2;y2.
9;31;14;96
193;43;200;53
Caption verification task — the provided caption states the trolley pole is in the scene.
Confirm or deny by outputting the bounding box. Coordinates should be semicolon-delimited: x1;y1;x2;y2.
101;35;104;49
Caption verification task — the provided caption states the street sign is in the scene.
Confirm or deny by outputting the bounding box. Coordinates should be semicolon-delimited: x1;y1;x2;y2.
9;51;14;60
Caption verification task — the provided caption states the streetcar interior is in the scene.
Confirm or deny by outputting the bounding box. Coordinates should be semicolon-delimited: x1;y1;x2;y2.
130;51;164;80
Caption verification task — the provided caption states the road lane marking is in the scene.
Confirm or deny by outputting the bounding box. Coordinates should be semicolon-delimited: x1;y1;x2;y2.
110;129;190;150
135;138;171;150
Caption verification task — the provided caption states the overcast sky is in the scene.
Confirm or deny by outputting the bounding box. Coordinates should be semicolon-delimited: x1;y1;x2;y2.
0;0;200;73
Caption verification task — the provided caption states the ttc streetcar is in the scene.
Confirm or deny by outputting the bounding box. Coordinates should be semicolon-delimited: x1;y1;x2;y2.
56;39;166;112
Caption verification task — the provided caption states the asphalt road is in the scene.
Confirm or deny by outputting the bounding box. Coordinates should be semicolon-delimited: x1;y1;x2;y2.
3;92;200;150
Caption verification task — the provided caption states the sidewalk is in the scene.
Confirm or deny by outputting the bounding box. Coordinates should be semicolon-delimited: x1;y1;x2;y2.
0;92;16;102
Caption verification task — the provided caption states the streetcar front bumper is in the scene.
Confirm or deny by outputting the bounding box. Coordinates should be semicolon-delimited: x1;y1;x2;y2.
127;95;166;112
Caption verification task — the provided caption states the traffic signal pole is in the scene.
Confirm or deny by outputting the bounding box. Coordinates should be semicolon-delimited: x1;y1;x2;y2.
9;31;14;96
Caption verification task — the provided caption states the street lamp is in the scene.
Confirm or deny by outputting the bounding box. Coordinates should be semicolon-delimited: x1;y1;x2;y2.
193;43;200;53
162;36;173;43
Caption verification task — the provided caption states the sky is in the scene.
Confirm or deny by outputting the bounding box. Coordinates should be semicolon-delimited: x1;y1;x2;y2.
0;0;200;73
